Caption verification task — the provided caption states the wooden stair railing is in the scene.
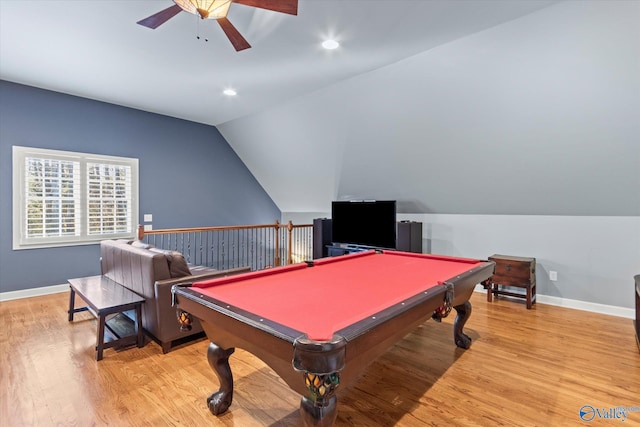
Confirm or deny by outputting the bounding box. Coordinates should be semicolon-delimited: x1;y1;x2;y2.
137;221;313;271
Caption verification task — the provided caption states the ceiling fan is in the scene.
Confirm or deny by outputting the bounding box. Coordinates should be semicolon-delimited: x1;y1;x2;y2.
137;0;298;51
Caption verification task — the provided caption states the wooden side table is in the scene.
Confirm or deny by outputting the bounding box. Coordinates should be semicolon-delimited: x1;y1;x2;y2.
485;254;536;309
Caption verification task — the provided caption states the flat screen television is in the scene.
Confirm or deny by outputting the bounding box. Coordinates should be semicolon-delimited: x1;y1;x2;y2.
331;200;397;249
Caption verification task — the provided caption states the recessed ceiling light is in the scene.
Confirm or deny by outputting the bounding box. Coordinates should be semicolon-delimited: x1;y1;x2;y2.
322;39;339;50
223;88;237;96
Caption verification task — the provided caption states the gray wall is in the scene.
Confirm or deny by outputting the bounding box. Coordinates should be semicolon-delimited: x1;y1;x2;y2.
283;211;639;310
240;1;640;310
220;1;640;215
0;80;280;293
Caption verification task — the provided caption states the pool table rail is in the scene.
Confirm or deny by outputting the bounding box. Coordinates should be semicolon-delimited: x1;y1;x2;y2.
173;285;309;393
173;283;305;344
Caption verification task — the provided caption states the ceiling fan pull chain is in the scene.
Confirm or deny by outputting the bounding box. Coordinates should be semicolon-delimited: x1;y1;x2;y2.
195;15;209;42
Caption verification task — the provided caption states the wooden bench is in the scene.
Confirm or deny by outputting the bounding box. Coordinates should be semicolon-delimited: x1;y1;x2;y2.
68;275;145;361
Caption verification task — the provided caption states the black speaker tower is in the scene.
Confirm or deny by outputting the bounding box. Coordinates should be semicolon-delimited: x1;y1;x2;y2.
313;218;332;259
396;221;423;253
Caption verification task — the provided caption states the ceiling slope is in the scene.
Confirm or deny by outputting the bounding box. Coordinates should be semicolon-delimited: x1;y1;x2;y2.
0;0;558;126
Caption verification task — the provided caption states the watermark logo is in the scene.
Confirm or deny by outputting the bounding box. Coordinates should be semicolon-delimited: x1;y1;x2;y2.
579;405;640;422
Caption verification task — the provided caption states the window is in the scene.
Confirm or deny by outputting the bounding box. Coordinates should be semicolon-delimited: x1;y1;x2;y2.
13;146;139;249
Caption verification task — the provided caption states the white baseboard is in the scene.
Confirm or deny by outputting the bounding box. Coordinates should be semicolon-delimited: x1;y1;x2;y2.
0;284;68;302
0;283;634;320
474;285;634;319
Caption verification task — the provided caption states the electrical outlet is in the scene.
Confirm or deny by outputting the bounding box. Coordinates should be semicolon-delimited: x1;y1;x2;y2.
549;271;558;281
144;224;152;231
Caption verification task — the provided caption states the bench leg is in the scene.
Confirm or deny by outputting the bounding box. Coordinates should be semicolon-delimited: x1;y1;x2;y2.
68;288;76;321
96;315;106;361
526;286;532;309
135;305;144;348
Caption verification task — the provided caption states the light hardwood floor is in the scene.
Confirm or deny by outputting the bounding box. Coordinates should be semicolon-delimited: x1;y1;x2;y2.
1;291;638;426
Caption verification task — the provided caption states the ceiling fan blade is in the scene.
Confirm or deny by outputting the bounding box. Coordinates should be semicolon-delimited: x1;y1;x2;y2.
233;0;298;15
137;4;183;29
217;17;251;51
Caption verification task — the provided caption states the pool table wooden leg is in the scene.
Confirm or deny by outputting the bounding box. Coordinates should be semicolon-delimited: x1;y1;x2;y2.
300;395;338;427
206;342;235;415
453;300;472;349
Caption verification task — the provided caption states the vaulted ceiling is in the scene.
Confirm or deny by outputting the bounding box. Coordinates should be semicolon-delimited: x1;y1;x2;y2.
4;1;636;216
0;0;558;126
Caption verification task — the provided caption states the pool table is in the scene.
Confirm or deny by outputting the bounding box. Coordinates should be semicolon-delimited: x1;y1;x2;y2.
172;250;494;426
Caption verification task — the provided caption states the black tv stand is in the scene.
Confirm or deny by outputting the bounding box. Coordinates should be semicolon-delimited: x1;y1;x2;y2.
313;220;423;259
326;244;375;257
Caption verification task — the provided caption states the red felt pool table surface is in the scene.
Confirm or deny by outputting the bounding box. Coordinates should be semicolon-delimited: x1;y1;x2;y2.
192;250;483;340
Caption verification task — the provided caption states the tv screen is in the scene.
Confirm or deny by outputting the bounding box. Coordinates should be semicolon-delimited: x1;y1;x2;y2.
331;200;397;249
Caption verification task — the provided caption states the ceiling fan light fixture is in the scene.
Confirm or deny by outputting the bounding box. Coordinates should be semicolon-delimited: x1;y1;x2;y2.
322;39;340;50
138;0;298;51
223;88;237;96
174;0;232;20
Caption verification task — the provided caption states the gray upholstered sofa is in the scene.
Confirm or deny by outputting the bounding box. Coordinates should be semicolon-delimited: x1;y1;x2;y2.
100;239;250;353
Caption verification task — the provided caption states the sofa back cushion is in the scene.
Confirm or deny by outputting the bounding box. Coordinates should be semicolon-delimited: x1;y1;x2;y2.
148;248;192;278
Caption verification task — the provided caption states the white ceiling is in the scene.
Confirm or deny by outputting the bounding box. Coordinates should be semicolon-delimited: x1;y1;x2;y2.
0;0;559;126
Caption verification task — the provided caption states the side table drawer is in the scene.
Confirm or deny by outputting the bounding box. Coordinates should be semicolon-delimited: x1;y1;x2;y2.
490;255;535;286
486;254;536;309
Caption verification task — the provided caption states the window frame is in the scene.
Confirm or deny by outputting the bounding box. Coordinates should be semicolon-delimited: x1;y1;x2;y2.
12;146;139;250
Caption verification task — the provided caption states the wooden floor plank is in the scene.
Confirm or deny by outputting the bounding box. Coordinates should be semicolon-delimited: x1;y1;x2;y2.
1;291;638;426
